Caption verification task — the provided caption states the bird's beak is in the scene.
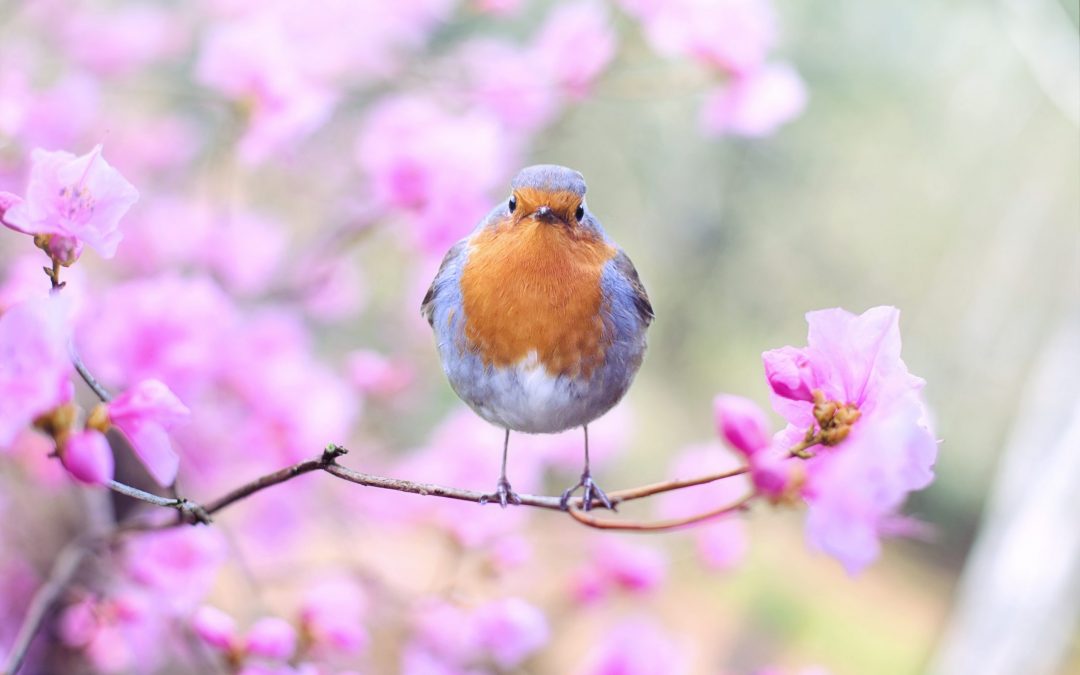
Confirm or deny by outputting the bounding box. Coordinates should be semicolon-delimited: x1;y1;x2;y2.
531;205;559;224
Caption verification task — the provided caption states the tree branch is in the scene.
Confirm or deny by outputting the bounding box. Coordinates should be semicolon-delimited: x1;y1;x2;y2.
2;540;90;675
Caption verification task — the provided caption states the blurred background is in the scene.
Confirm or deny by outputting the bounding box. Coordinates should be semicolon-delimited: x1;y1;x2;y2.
0;0;1077;673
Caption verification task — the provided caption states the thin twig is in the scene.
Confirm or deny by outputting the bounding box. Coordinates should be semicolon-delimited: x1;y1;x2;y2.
105;481;211;524
2;541;89;675
567;492;756;531
71;351;111;402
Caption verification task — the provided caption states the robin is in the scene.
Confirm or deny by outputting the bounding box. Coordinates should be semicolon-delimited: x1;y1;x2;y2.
422;165;653;510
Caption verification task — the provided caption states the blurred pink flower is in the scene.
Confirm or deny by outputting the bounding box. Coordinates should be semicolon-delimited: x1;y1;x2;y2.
60;430;114;485
713;394;771;456
10;72;102;152
472;0;526;15
106;379;190;486
411;601;482;666
580;617;688;675
487;534;533;572
701;63;807;137
192;605;239;652
112;196;215;273
125;528;226;611
203;210;289;296
245;617;297;661
300;577;370;656
659;444;750;571
571;537;667;602
61;5;190;76
222;311;357;464
763;306;937;573
2;145;138;258
532;2;616;99
356;95;511;254
474;598;549;668
196;15;337;164
0;296;73;447
78;274;237;399
347;349;415;398
57;591;167;674
455;39;560;134
622;0;777;75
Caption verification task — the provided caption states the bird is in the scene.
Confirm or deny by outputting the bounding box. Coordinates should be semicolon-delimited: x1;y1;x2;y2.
421;165;653;511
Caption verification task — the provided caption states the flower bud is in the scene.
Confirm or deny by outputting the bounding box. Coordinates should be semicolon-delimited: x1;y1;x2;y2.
192;606;238;652
713;394;770;456
244;617;297;661
60;430;114;485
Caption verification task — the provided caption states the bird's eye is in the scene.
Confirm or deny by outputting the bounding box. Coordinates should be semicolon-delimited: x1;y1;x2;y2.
508;196;517;213
575;205;585;221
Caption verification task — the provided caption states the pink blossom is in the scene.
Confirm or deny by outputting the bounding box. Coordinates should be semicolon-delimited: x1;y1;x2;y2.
106;379;190;486
803;393;937;574
487;535;533;572
571;538;667;602
124;528;226;612
412;601;482;665
471;0;525;15
713;394;771;456
192;605;239;652
9;72;102;152
195;15;337;164
532;2;616;99
245;617;297;661
346;349;415;398
764;306;937;573
60;5;190;77
455;39;559;134
57;591;167;674
701;63;807;137
0;296;73;447
77;274;237;399
60;430;114;485
474;598;549;668
202;210;289;296
2;145;138;258
300;577;370;656
222;311;357;465
355;95;511;254
622;0;778;75
580;617;688;675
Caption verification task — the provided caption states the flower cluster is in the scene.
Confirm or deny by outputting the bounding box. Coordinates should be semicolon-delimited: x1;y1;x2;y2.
713;306;937;573
619;0;807;136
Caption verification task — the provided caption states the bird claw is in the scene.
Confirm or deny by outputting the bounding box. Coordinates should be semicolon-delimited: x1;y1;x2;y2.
560;472;615;512
480;477;522;508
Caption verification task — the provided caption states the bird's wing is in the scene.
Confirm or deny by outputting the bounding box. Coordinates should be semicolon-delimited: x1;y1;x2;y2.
613;249;654;326
421;238;468;327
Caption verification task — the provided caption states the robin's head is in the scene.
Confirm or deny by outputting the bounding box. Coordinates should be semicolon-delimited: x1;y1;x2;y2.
505;165;597;233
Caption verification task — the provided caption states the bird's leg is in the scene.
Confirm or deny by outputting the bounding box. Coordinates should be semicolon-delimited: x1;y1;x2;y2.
559;424;615;511
480;428;522;508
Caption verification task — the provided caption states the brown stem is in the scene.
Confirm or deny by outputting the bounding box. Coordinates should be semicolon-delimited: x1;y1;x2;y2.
567;492;756;531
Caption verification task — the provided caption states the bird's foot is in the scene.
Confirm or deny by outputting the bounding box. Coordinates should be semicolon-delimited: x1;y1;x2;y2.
479;477;522;508
560;472;615;512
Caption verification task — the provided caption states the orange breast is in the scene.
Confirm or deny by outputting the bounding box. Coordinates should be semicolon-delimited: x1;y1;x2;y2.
459;219;616;378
